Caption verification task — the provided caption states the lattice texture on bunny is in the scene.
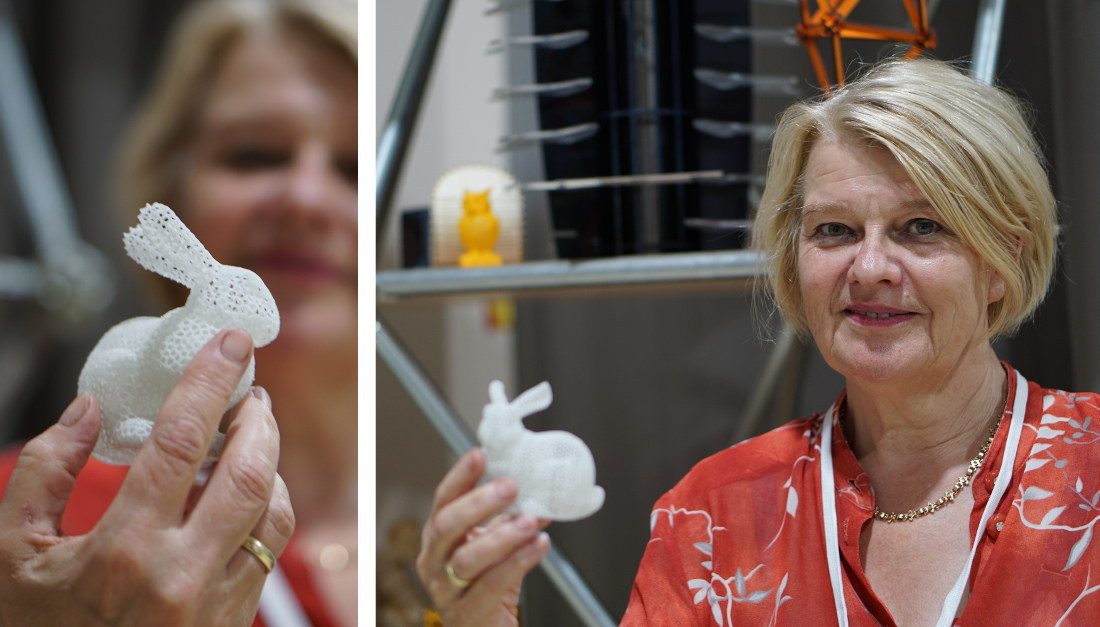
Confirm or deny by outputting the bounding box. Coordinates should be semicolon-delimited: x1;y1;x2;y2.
477;380;604;522
78;203;280;466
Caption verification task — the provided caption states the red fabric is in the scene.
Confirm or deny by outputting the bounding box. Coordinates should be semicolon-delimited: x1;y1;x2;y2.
0;447;336;627
0;446;130;535
622;366;1100;626
275;536;340;627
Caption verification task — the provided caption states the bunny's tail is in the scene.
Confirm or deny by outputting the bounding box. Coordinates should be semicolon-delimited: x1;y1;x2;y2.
556;486;605;522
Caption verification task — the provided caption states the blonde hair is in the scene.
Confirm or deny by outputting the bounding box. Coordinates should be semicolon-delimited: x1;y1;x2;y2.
114;0;356;215
752;57;1058;338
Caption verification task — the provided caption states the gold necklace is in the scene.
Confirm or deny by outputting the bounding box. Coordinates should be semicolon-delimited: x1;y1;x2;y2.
867;379;1008;524
871;420;999;523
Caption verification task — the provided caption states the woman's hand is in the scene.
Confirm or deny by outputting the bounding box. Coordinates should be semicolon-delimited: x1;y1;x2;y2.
417;448;550;627
0;329;295;626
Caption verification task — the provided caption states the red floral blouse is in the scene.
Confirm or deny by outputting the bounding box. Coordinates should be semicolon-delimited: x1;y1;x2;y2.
622;366;1100;626
0;449;338;627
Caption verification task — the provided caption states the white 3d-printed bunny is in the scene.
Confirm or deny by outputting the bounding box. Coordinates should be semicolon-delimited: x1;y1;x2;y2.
477;380;604;521
78;203;280;466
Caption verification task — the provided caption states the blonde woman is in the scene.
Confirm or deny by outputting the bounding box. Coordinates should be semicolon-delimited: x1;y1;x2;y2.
0;0;356;625
418;58;1100;626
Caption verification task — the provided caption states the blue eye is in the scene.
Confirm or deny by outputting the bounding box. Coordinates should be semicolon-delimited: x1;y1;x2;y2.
908;219;940;236
820;223;848;237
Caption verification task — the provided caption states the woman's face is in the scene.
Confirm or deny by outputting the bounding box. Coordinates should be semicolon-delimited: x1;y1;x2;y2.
796;138;1004;385
180;28;357;354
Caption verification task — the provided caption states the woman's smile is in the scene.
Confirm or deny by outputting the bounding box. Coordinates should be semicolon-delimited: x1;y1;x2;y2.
843;303;916;328
249;246;352;288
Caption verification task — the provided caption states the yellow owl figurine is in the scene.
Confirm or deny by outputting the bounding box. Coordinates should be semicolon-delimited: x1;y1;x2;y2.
458;189;503;267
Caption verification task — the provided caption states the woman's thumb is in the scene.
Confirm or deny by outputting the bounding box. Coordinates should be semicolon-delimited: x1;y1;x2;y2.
0;395;101;534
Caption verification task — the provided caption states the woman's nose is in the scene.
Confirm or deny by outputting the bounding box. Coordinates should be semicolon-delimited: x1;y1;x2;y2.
847;233;902;285
283;151;330;210
278;145;352;218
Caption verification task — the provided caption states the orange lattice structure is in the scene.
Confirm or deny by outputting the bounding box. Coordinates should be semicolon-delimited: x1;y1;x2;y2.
796;0;937;93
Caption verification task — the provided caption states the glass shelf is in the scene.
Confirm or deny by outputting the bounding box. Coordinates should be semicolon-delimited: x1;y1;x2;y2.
377;249;764;299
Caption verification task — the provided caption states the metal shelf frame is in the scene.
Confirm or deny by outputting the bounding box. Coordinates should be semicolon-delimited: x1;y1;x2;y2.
0;0;113;318
376;2;618;625
378;249;761;299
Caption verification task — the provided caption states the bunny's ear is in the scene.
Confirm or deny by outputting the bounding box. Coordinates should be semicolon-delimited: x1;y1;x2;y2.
509;381;553;418
488;380;509;405
123;203;219;288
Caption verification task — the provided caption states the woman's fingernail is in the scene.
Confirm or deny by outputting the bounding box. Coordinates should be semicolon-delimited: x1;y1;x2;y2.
220;329;252;363
59;394;91;427
251;386;272;410
495;479;516;500
529;532;550;554
513;514;535;531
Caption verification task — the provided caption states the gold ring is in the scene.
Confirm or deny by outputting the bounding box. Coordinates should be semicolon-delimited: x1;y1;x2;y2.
445;561;471;588
241;536;276;573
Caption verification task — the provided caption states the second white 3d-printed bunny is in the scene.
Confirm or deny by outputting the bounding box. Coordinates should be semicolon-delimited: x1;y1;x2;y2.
78;203;280;466
477;380;604;521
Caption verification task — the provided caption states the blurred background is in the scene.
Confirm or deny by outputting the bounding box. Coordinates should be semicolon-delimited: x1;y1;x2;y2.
377;1;1100;625
0;0;190;444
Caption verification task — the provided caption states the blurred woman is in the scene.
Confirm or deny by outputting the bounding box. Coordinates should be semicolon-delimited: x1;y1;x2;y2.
116;0;357;624
0;0;357;625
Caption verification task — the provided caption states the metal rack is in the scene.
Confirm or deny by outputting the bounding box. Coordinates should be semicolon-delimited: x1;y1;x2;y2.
378;249;761;299
0;0;112;317
0;0;114;441
377;252;781;627
376;1;1007;624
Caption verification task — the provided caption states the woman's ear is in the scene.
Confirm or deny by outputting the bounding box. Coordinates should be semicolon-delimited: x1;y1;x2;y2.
987;269;1006;305
988;237;1023;305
